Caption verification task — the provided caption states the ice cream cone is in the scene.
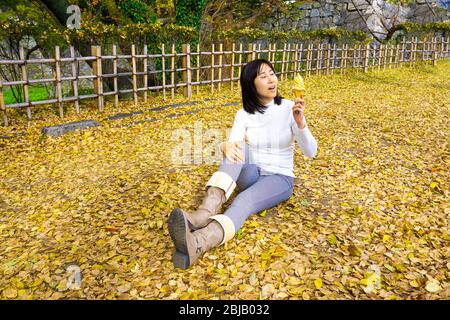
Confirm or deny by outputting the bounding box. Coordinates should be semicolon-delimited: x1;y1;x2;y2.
292;74;306;100
293;89;304;99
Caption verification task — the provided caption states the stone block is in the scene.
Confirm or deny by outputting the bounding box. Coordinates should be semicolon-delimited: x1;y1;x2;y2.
42;120;101;137
413;5;434;17
347;0;369;11
300;3;312;10
324;3;335;11
310;16;321;27
322;16;333;25
310;9;321;17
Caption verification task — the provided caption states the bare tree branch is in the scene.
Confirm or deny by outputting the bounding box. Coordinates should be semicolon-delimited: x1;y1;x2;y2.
424;0;437;16
26;44;41;60
351;0;383;42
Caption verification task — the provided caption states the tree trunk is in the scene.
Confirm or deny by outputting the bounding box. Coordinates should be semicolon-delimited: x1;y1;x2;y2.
36;0;142;98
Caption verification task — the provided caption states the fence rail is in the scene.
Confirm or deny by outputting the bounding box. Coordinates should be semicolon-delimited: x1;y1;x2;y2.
0;37;449;125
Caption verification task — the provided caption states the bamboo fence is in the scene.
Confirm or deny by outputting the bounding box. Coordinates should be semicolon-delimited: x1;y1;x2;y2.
0;37;449;125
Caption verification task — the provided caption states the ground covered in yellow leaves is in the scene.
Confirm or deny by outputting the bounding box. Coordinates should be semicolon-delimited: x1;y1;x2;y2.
0;61;449;300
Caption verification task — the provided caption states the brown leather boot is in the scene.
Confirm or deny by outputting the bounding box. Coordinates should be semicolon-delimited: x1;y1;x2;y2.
171;171;236;230
168;213;235;269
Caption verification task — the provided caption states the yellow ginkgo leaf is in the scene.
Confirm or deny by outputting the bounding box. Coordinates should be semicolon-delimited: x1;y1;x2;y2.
425;280;441;293
314;278;323;289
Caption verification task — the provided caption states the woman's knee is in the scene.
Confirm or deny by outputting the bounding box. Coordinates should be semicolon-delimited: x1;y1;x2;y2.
228;192;258;213
236;164;259;190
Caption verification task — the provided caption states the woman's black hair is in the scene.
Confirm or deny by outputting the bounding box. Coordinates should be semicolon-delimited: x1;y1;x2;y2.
240;59;283;114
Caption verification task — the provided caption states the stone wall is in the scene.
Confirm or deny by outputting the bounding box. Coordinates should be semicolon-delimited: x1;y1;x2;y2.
265;0;450;40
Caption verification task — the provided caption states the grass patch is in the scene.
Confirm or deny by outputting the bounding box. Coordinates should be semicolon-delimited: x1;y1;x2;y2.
3;85;49;104
3;85;95;105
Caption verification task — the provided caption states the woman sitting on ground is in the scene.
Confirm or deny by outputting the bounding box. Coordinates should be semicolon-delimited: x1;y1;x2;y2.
168;58;318;269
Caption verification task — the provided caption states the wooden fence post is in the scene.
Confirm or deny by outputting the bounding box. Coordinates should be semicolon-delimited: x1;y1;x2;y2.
428;37;432;64
299;43;304;73
281;43;287;80
384;43;388;69
412;37;417;67
395;43;400;68
112;44;119;108
416;37;420;65
69;46;80;113
231;43;236;91
351;44;355;71
358;44;362;71
131;44;138;106
211;43;215;93
161;43;167;101
0;80;7;126
288;43;293;78
237;43;243;90
360;45;364;72
339;43;347;74
432;37;438;66
196;44;200;96
316;43;321;75
218;43;223;91
182;43;192;98
247;43;254;62
171;43;175;99
364;44;370;73
143;44;148;103
445;37;450;57
377;43;383;71
325;44;331;75
271;43;277;68
293;43;299;74
330;43;334;74
416;37;419;66
389;43;394;68
386;44;391;68
306;43;311;77
19;46;31;120
91;45;104;111
400;38;405;66
406;38;410;66
407;38;412;67
54;46;63;118
423;37;428;64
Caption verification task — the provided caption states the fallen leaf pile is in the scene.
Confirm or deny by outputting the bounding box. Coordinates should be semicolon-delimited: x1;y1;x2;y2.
0;61;448;300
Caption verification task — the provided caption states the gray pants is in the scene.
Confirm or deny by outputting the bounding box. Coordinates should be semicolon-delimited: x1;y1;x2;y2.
218;142;294;231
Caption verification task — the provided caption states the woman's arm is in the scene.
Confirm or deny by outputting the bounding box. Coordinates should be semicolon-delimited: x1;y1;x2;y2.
220;110;246;162
292;120;318;158
291;99;317;158
227;109;246;142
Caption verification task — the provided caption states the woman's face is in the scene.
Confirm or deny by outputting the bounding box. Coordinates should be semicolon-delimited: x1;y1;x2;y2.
254;63;278;104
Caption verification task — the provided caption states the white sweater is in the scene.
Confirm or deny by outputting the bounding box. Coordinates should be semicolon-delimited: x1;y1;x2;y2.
227;98;318;178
